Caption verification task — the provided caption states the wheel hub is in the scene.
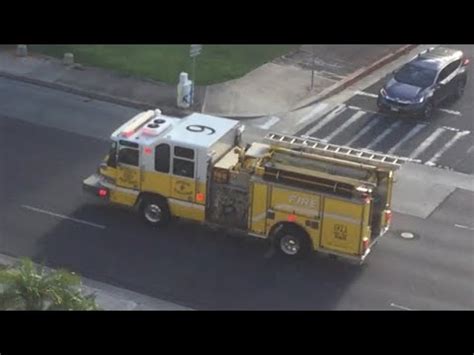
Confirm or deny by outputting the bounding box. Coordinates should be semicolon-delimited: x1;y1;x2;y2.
280;235;300;255
144;204;162;223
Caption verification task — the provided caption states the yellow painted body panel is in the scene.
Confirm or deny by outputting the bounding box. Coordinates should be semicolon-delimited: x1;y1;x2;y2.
171;176;195;203
109;189;138;207
141;171;171;197
249;183;268;234
270;187;320;218
320;198;364;255
116;165;140;190
169;199;205;221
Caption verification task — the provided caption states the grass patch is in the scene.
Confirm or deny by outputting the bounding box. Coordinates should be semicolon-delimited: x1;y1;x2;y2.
30;45;299;85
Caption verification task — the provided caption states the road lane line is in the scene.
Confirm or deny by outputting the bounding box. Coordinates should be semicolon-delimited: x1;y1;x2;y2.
345;116;381;146
323;110;366;142
390;303;413;311
21;205;106;229
356;90;378;98
454;224;474;231
387;123;426;154
348;105;362;111
258;116;280;130
409;127;446;159
305;104;347;137
425;130;470;166
296;102;329;126
438;108;462;116
365;120;403;150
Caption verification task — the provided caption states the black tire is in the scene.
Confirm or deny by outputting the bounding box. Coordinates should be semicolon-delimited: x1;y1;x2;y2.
421;101;434;119
453;80;466;100
273;225;311;258
140;196;171;227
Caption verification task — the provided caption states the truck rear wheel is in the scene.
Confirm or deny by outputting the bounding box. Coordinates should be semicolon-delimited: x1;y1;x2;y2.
140;197;170;227
274;225;311;258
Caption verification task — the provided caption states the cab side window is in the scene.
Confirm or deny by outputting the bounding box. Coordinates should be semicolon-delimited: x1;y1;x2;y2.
118;148;139;166
155;144;170;173
173;146;195;178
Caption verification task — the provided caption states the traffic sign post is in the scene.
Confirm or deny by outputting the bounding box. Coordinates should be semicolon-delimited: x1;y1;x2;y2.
190;45;202;106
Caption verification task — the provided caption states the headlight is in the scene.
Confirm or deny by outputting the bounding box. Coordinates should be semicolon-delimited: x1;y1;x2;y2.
380;88;388;97
415;96;425;103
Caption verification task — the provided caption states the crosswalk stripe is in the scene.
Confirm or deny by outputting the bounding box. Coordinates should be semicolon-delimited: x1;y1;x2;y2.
296;102;329;126
345;116;381;146
425;130;470;166
409;127;446;159
356;90;378;98
258;116;280;130
387;123;426;154
323;110;366;142
305;104;347;137
365;120;404;150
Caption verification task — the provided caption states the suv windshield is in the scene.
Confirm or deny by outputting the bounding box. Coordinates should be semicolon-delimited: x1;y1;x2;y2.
395;64;437;88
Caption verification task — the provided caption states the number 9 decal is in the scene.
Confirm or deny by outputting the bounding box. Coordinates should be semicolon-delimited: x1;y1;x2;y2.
186;125;216;135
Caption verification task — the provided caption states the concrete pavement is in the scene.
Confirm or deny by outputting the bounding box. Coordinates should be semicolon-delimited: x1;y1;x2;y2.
0;45;415;118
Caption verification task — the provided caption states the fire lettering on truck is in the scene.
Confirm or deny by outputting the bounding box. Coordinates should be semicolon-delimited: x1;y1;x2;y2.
288;195;318;209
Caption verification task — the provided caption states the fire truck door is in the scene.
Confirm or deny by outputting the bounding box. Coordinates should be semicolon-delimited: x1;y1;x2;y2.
116;145;141;190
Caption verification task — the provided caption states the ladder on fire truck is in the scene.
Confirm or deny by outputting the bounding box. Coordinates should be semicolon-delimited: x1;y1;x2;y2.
264;132;412;170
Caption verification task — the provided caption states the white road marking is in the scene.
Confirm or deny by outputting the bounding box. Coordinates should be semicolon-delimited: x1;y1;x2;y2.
345;117;381;146
454;224;474;231
438;108;462;116
305;104;347;137
409;127;446;159
296;102;329;126
365;120;404;150
390;303;413;311
323;110;366;141
356;90;378;98
348;105;362;111
387;123;426;154
258;116;280;130
21;205;106;229
425;130;470;166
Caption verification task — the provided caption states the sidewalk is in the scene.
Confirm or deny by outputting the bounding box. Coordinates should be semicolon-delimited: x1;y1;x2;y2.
0;45;416;118
0;253;191;310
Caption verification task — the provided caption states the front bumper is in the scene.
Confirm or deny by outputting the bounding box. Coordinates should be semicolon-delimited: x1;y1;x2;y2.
377;95;426;115
83;174;109;200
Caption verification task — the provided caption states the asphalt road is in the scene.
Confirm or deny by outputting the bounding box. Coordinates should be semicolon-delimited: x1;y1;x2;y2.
295;45;474;174
0;76;473;310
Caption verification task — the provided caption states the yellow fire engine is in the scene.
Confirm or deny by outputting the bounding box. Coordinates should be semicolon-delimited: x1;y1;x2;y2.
83;109;406;263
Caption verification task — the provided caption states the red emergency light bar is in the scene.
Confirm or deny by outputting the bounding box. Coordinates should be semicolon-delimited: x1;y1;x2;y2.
120;111;155;138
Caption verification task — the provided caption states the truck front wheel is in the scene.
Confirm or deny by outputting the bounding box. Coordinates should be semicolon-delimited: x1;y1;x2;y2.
140;197;170;227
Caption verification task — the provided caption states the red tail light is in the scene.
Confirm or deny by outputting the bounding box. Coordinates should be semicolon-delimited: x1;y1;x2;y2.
98;188;108;197
287;214;297;222
463;58;470;66
384;210;392;225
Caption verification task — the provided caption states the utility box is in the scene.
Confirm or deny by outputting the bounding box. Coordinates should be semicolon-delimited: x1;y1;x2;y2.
177;72;193;108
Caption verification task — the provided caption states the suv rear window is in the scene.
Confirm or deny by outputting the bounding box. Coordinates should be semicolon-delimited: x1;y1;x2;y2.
395;64;437;88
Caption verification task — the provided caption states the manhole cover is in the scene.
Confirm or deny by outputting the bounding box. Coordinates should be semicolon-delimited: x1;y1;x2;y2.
401;232;415;240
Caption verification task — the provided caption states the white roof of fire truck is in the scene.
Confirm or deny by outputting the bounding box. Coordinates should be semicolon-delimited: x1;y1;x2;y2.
111;110;239;149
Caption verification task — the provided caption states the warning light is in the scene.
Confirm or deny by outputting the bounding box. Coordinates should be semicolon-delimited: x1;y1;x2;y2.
362;237;369;251
287;214;297;222
196;193;205;202
98;188;108;197
144;147;152;155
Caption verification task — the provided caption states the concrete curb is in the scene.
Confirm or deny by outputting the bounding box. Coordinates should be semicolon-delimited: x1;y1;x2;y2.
0;70;193;118
0;252;191;310
290;44;419;112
